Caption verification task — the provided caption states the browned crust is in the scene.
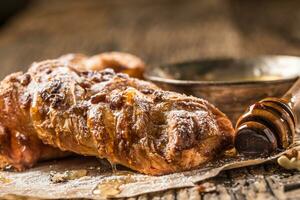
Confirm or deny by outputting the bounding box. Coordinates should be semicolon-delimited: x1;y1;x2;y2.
0;54;234;175
59;52;145;79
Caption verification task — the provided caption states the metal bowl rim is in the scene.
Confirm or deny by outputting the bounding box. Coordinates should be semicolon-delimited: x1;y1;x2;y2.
144;55;300;86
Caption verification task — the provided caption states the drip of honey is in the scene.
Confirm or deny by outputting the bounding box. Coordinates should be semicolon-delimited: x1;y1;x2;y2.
93;179;122;197
92;174;135;198
0;175;11;184
111;163;117;173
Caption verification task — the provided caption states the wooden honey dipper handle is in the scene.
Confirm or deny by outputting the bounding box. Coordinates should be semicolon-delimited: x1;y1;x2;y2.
282;77;300;127
235;78;300;156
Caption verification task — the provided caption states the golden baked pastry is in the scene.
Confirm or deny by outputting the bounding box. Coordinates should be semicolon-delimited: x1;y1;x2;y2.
0;53;234;175
59;52;145;79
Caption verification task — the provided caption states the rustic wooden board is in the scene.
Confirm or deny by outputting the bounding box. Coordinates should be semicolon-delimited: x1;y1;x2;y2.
0;0;300;199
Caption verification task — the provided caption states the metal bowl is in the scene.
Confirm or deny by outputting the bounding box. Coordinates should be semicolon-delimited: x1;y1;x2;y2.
145;56;300;124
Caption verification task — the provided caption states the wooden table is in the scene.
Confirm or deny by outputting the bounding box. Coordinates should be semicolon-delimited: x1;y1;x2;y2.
0;1;300;199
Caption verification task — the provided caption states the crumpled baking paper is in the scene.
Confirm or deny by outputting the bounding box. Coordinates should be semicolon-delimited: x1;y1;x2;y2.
0;146;296;199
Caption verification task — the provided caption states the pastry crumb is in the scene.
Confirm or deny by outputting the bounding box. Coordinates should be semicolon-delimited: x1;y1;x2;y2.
49;169;88;183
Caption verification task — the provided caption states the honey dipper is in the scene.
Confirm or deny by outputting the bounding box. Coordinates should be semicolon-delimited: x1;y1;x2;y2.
235;77;300;156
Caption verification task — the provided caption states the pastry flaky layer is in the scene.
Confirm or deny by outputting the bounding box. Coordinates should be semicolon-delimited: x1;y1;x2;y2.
0;53;234;175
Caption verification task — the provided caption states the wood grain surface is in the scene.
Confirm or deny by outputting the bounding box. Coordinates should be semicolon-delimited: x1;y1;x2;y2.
0;0;300;199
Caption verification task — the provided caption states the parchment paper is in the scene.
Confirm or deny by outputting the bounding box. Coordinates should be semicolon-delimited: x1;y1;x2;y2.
0;146;296;199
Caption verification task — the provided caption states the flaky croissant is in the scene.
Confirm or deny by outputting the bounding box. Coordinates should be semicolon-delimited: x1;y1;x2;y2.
0;53;234;175
0;52;144;170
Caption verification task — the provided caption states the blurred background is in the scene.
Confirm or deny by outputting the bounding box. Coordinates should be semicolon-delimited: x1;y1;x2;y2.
0;0;300;79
